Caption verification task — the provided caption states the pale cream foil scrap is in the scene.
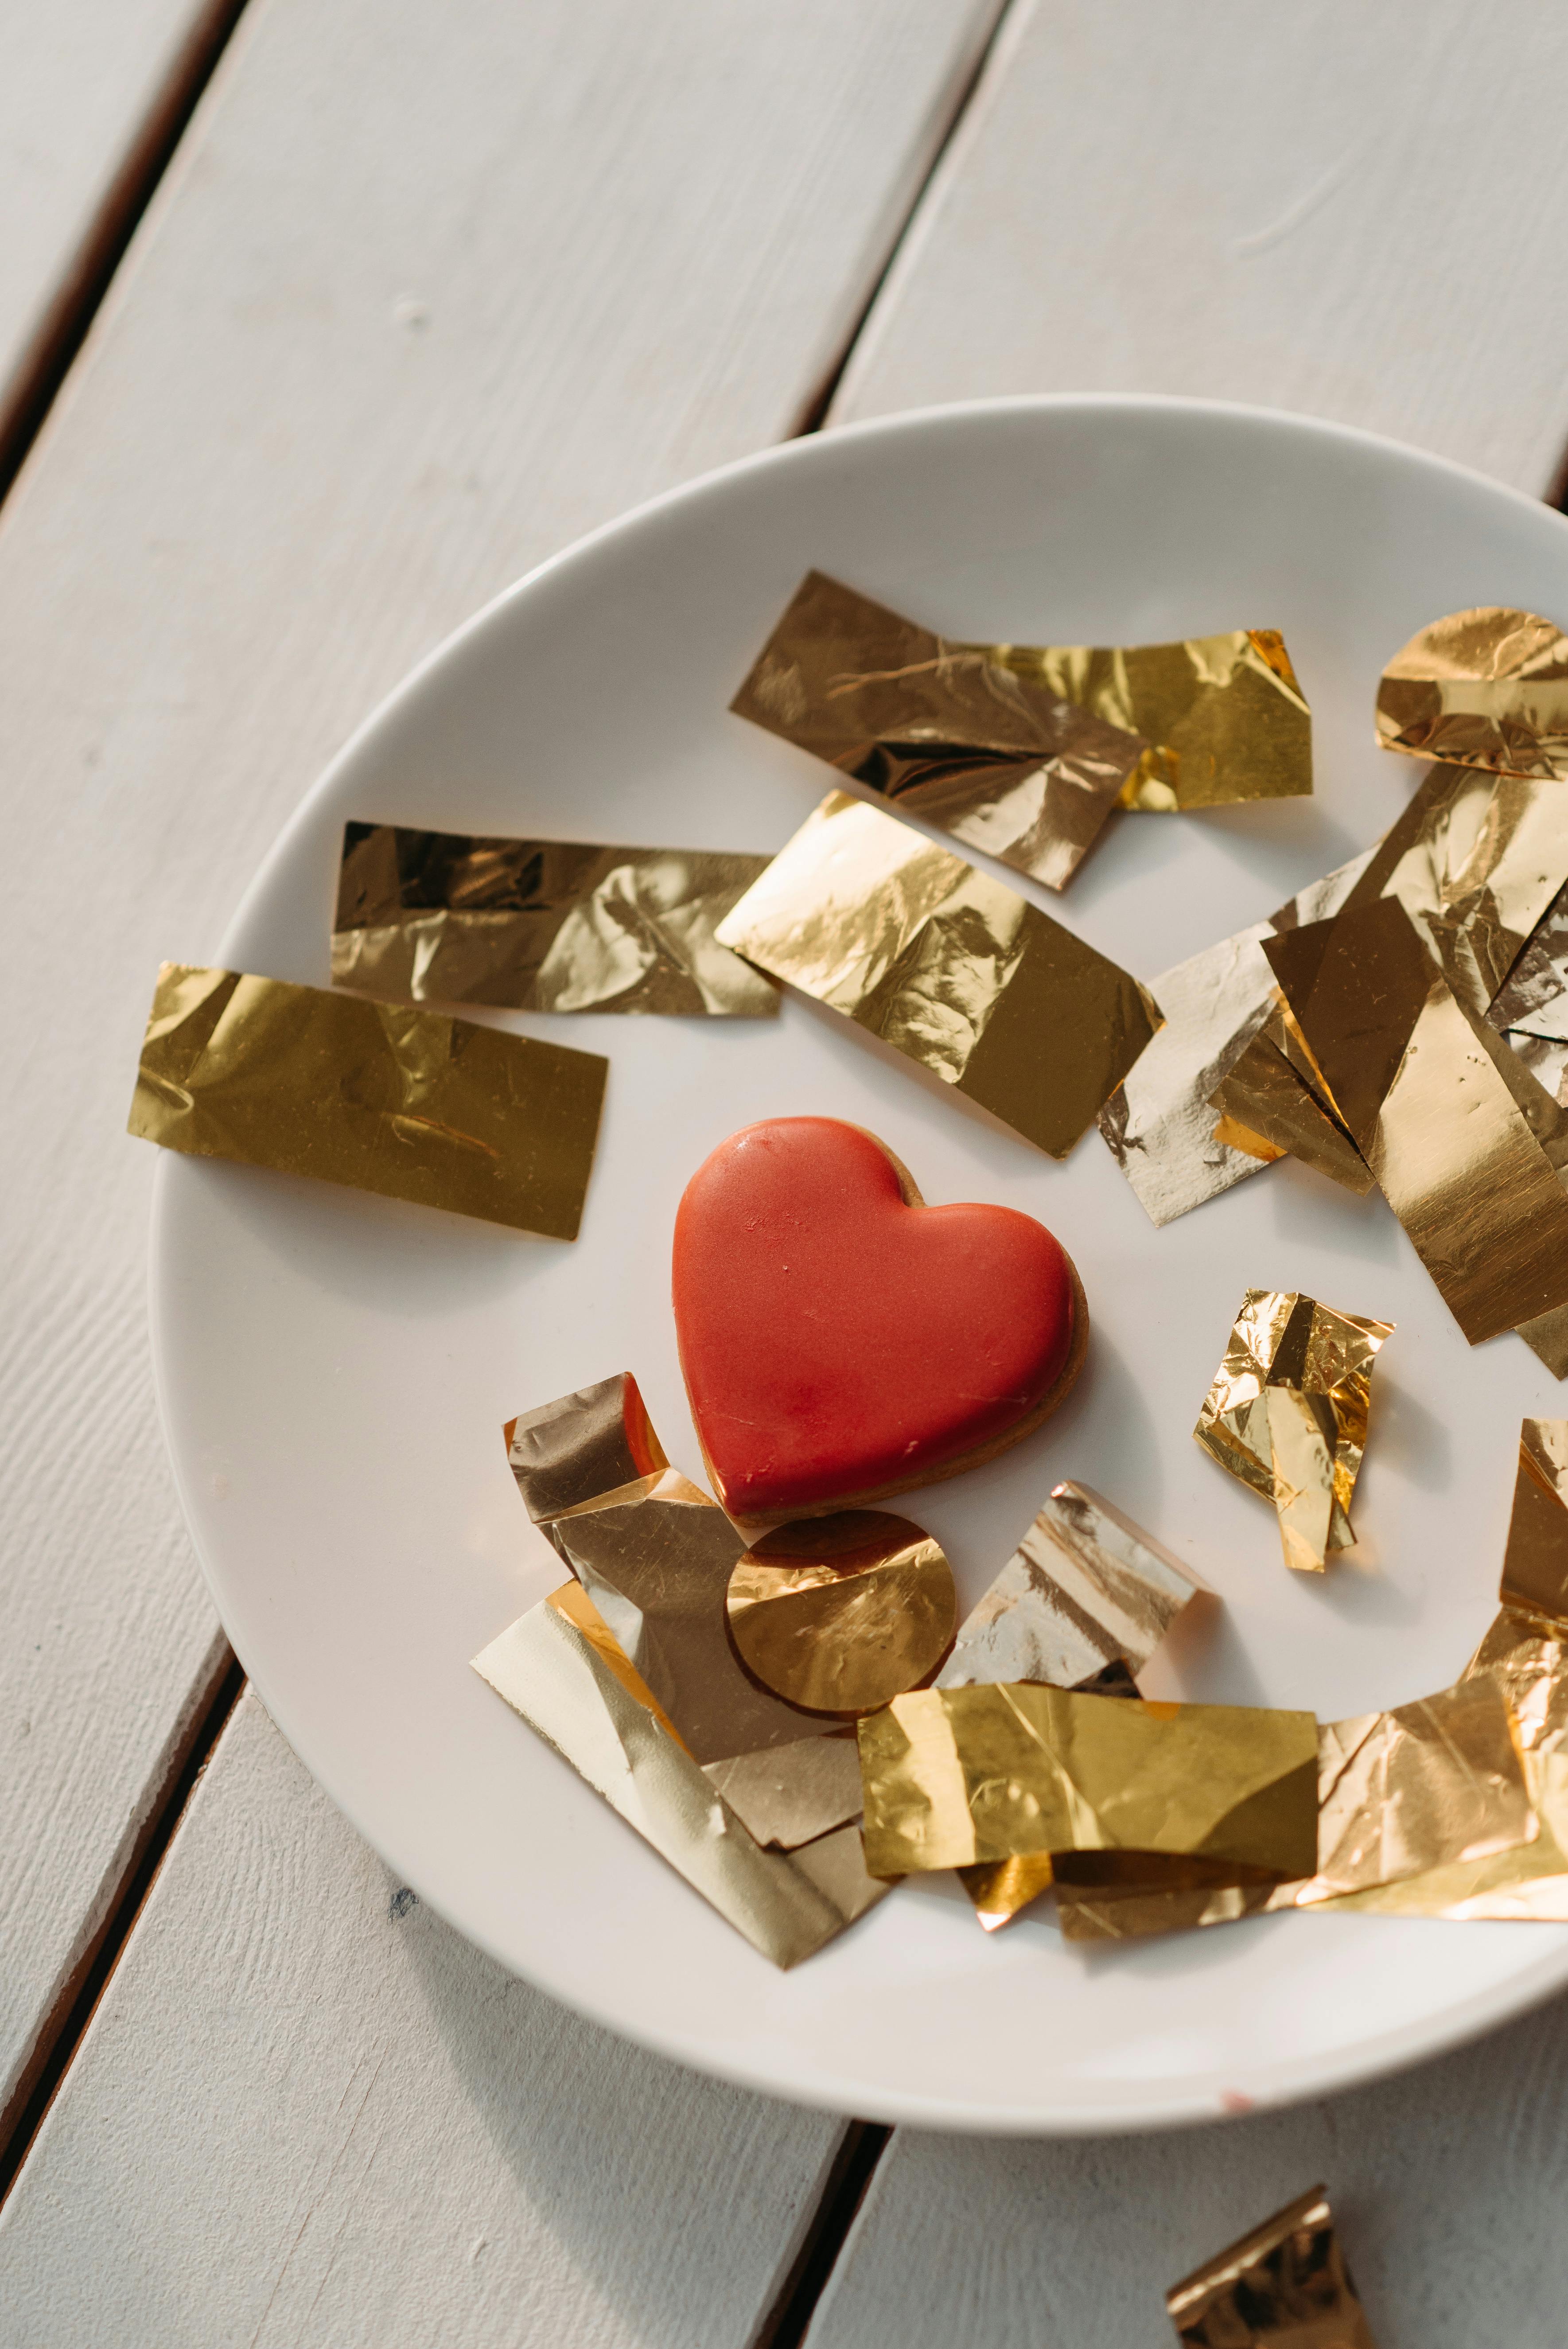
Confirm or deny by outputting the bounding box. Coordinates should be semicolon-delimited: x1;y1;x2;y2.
856;1683;1318;1881
473;1596;883;1968
983;627;1311;813
128;962;605;1241
702;1734;864;1851
1376;606;1568;779
1166;2183;1379;2349
504;1372;668;1531
715;790;1162;1159
729;571;1145;889
332;822;778;1016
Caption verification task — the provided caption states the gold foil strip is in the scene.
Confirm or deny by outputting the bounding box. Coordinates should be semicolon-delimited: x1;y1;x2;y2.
473;1593;883;1968
984;627;1311;813
701;1734;864;1850
725;1511;957;1716
1194;1291;1392;1572
1376;606;1568;779
505;1373;668;1528
1166;2184;1378;2349
856;1683;1317;1880
1207;1004;1373;1196
128;962;605;1239
715;791;1162;1158
730;570;1145;888
332;822;778;1016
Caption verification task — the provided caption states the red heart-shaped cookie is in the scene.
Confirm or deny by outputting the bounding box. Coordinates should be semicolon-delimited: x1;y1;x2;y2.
672;1117;1083;1520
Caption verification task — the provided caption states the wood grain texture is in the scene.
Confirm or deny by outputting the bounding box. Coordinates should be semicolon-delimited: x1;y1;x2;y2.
803;1987;1568;2346
0;0;1000;2135
834;0;1568;494
0;1692;844;2346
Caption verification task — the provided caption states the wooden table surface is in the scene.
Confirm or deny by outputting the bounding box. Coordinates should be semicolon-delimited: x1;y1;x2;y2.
4;4;1568;2341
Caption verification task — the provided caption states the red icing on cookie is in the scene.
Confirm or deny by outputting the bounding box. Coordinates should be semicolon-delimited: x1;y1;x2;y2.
672;1117;1077;1519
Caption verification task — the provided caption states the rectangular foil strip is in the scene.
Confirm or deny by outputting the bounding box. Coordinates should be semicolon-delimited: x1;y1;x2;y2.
332;822;778;1016
715;790;1162;1158
1166;2184;1378;2349
128;962;606;1239
474;1595;883;1968
730;570;1145;889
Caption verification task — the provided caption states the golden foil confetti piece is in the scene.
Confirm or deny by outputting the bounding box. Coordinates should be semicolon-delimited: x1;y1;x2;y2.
856;1683;1317;1880
725;1511;957;1716
1488;874;1568;1106
332;822;778;1017
1194;1291;1392;1572
730;571;1145;889
504;1373;668;1530
702;1734;864;1850
1057;1880;1276;1942
1268;845;1381;934
1376;606;1568;779
1207;1008;1373;1196
984;627;1311;812
1166;2184;1378;2349
938;1481;1207;1694
957;1854;1060;1931
1271;898;1568;1344
547;1581;687;1746
1500;1418;1568;1622
128;962;605;1239
714;791;1162;1159
473;1593;883;1968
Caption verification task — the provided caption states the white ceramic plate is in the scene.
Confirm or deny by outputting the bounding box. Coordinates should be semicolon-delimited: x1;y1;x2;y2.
152;397;1568;2134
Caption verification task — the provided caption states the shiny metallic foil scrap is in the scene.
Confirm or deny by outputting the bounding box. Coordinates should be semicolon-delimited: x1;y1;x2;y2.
472;1592;884;1967
984;626;1311;812
1500;1417;1568;1620
1194;1291;1392;1573
1488;874;1568;1106
702;1734;864;1850
128;962;606;1239
332;822;778;1016
1166;2184;1378;2349
856;1683;1317;1881
1376;606;1568;779
715;791;1162;1158
730;570;1145;889
725;1511;957;1716
1207;1003;1373;1196
505;1372;667;1529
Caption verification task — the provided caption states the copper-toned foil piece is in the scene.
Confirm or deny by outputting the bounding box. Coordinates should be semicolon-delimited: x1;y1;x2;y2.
856;1683;1317;1880
726;1511;957;1716
1207;1004;1373;1196
715;791;1162;1158
1194;1291;1392;1572
128;962;605;1239
473;1591;884;1967
730;571;1145;889
983;626;1311;813
332;822;778;1016
504;1373;667;1528
702;1734;864;1850
1166;2184;1378;2348
1376;606;1568;779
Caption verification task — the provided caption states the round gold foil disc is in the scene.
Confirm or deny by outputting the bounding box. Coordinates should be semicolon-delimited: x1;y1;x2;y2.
725;1511;957;1716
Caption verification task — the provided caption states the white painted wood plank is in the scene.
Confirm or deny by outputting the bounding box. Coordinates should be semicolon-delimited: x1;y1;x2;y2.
835;0;1568;494
0;0;221;439
0;1691;844;2346
0;0;1000;2138
804;1989;1568;2346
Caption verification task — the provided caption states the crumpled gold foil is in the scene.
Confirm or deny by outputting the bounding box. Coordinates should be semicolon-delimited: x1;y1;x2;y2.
715;791;1162;1158
984;627;1311;812
856;1683;1317;1880
1194;1292;1392;1572
702;1733;864;1851
332;822;778;1016
128;962;605;1239
1208;1002;1373;1195
473;1591;883;1967
730;571;1145;889
505;1373;668;1528
1376;606;1568;779
726;1511;957;1716
1166;2184;1378;2349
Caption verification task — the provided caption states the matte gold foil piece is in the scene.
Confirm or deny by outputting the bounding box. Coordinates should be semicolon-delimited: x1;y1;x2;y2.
715;791;1162;1158
702;1734;864;1850
332;822;778;1016
985;627;1311;812
856;1684;1318;1880
473;1594;883;1967
726;1511;957;1716
1166;2185;1378;2349
1194;1291;1392;1571
731;571;1144;888
505;1373;667;1527
1376;606;1568;779
128;962;605;1239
